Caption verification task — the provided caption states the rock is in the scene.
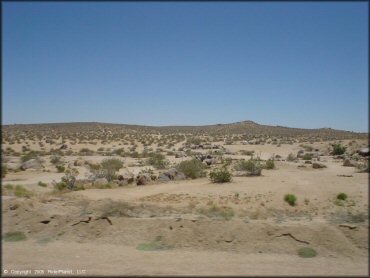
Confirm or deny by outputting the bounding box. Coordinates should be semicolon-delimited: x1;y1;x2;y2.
343;159;357;167
20;159;43;170
174;172;186;180
136;173;152;186
74;160;85;166
312;162;326;169
358;148;370;157
158;174;171;182
158;168;187;182
93;178;108;186
117;172;134;184
204;158;213;166
59;144;68;150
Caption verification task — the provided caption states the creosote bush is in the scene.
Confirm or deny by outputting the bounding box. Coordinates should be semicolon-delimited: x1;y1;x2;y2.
331;144;346;155
284;194;297;206
147;153;169;170
209;167;232;183
264;159;275;169
337;193;348;201
234;158;263;176
176;159;206;179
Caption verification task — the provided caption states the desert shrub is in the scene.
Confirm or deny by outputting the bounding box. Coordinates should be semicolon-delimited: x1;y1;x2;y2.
54;181;68;191
240;150;254;156
21;151;39;162
234;158;263;176
302;153;313;161
99;158;124;181
337;193;348;201
264;159;275;169
3;231;27;242
50;155;62;165
198;204;234;220
4;184;14;190
14;185;33;198
60;168;79;190
38;181;47;187
298;247;317;258
79;148;94;156
331;144;346;155
2;164;7;178
287;153;296;162
284;194;297;206
56;165;65;173
209;167;232;183
175;159;206;179
147;153;169;170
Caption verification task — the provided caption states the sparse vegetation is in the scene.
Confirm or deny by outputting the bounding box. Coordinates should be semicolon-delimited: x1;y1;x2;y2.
331;144;346;155
38;181;47;187
234;158;263;176
284;194;297;206
2;164;7;178
147;153;169;169
3;231;27;242
264;159;275;169
337;193;348;201
209;167;232;183
175;159;206;179
14;185;33;198
298;247;317;258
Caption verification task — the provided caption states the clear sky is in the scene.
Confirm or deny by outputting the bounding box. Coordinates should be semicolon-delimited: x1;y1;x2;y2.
3;2;368;132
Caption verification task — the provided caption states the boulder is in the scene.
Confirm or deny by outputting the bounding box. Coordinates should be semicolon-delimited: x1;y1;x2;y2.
158;174;171;182
343;159;357;167
20;159;43;170
358;148;370;157
74;160;85;166
136;173;152;186
158;168;187;182
117;172;134;184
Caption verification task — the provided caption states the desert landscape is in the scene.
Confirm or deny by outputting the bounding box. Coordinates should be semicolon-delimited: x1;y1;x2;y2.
1;121;369;276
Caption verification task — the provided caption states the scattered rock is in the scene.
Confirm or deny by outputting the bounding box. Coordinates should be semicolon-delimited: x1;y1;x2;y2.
136;173;152;186
20;159;43;170
357;148;370;157
343;159;357;167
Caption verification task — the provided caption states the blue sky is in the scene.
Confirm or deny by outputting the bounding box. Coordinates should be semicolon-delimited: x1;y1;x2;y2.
3;2;368;132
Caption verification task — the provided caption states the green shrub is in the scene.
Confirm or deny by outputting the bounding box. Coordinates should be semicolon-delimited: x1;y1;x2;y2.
38;181;47;187
100;158;124;181
176;159;206;179
264;159;275;169
147;153;169;169
14;185;33;198
298;247;317;258
54;181;68;191
56;165;65;173
284;194;297;206
337;193;348;201
331;144;346;155
302;153;313;161
3;231;27;242
209;167;232;183
234;158;263;176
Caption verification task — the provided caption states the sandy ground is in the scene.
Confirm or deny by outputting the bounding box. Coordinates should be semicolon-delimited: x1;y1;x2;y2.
2;139;369;276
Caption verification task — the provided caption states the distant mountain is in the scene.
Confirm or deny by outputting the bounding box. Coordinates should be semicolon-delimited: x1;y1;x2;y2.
2;121;367;140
